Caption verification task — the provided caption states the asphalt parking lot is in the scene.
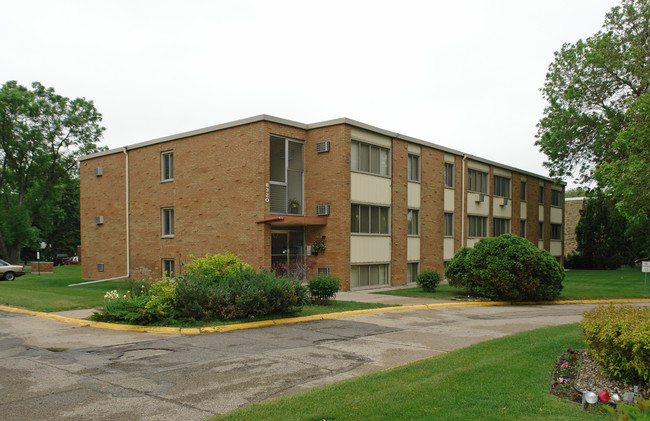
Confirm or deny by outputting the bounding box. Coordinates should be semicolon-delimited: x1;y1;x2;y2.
1;300;631;421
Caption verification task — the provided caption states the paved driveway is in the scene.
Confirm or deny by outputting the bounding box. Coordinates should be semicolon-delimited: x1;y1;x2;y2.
0;302;622;420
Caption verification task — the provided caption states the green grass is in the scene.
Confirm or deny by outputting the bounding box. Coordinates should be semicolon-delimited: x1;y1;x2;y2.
0;265;126;312
376;267;649;300
212;323;609;420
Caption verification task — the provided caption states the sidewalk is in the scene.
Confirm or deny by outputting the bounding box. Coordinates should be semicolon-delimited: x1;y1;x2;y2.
335;285;451;305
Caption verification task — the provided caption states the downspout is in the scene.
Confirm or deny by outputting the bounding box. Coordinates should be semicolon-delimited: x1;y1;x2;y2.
461;154;467;247
70;147;131;286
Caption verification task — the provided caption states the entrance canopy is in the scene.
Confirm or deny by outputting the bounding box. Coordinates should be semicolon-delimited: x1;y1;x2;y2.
256;214;327;227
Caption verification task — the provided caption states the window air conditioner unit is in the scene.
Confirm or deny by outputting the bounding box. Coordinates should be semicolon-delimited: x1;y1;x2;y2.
316;141;330;153
500;198;509;206
474;193;485;203
317;268;330;276
316;204;330;216
94;167;103;176
94;215;104;225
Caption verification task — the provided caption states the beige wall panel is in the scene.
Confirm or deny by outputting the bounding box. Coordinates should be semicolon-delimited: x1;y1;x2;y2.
538;205;545;221
351;172;391;205
550;241;562;256
407;237;420;261
444;238;455;260
467;238;481;248
520;202;527;219
493;202;511;218
467;160;490;172
350;127;392;148
550;207;563;223
408;182;421;208
493;167;512;178
467;193;489;215
538;240;544;249
444;153;455;163
350;236;391;263
444;188;455;212
407;143;421;154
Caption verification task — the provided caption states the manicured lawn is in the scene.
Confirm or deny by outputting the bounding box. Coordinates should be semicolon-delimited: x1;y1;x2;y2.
0;266;394;319
212;323;609;420
0;265;126;312
376;267;649;300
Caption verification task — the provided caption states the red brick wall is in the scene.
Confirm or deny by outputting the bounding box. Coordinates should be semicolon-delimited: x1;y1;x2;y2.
391;139;408;285
420;147;445;274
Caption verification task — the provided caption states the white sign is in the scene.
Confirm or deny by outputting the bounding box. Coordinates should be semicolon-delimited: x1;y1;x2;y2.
265;183;270;203
643;261;650;273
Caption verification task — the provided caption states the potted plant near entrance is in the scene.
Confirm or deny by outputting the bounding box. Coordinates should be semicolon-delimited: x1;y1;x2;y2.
288;199;301;214
312;240;326;256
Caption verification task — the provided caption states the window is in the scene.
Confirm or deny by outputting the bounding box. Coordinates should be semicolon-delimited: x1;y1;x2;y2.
468;215;488;237
350;264;389;288
551;223;562;240
407;262;419;284
162;207;174;237
551;190;563;207
444;163;454;188
468;169;488;193
444;213;453;237
407;209;419;235
351;204;389;234
493;218;510;236
270;136;304;214
351;140;390;176
539;186;545;203
162;259;175;277
539;222;544;240
494;176;511;198
520;220;526;237
161;151;174;181
408;154;420;182
521;181;527;201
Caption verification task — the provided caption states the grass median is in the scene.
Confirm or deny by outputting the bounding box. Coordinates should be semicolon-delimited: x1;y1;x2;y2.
212;323;609;420
376;266;649;300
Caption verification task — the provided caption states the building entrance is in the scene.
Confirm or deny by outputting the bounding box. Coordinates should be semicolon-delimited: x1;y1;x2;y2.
271;230;306;277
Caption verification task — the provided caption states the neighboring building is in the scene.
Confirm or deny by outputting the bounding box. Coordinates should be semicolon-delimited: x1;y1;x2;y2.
564;197;587;255
79;115;565;290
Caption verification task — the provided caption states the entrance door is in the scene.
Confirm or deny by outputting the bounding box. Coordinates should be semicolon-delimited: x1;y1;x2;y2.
271;230;305;277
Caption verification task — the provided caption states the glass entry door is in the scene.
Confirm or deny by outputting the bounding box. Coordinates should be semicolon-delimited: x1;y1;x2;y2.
271;230;305;277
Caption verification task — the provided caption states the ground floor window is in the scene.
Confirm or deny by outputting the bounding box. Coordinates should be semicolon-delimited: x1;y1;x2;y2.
406;262;419;283
520;220;526;237
162;259;175;277
351;264;389;288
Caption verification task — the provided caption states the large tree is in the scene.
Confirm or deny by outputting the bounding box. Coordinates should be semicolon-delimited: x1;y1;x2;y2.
536;0;650;219
0;81;105;263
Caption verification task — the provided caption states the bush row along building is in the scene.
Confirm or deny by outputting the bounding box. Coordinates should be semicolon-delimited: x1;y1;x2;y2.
79;115;565;290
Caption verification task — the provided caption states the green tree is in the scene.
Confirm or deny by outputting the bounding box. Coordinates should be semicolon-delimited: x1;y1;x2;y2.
536;0;649;218
0;81;104;263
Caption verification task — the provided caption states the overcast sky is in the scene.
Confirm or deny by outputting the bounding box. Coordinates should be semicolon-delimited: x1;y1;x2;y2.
1;0;620;186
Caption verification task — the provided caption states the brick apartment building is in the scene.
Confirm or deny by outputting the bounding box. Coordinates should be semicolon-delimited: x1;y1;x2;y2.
79;115;565;290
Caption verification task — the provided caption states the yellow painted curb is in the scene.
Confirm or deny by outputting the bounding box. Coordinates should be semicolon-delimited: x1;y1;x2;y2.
1;298;649;335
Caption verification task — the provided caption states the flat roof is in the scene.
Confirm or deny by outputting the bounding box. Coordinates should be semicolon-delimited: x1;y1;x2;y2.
80;114;563;184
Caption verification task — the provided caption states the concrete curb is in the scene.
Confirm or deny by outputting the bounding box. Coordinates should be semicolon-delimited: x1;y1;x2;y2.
1;298;649;335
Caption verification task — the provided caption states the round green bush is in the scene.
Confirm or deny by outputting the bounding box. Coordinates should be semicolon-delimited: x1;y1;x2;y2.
445;234;564;301
307;274;341;304
416;270;441;292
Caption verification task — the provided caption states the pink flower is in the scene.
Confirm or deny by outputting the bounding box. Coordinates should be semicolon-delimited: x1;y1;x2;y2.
561;362;569;368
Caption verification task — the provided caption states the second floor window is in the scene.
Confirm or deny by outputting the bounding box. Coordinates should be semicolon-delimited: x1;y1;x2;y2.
493;218;510;236
444;213;453;237
468;215;488;237
407;209;419;235
351;204;389;234
468;169;488;194
162;207;174;237
351;140;389;176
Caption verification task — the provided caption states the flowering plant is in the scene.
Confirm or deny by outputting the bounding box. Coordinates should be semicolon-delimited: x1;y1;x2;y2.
551;348;581;402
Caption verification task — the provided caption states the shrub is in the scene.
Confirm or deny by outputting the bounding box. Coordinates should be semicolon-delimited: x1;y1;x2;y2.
415;270;441;292
444;234;564;301
607;397;650;420
174;267;308;320
307;274;340;304
581;305;650;383
183;252;251;282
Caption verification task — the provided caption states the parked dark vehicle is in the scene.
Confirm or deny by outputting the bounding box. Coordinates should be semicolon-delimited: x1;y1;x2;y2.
54;254;69;266
0;259;25;281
